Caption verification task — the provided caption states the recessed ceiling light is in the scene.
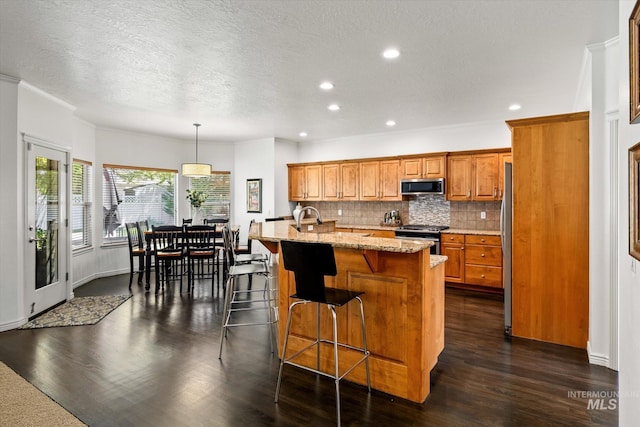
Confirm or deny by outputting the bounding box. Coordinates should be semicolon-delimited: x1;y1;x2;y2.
509;104;522;111
319;82;334;90
382;48;400;59
328;104;340;111
386;120;396;127
299;132;308;137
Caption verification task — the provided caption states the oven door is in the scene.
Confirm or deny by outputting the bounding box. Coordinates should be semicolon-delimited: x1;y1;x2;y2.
394;235;440;255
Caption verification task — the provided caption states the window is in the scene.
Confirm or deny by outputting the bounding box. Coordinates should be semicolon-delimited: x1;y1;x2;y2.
102;164;177;244
190;172;231;220
72;159;92;250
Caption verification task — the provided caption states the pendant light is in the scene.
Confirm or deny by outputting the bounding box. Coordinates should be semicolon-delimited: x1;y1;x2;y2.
181;123;212;177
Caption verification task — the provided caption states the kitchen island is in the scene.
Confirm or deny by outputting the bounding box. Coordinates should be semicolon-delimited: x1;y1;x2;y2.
249;220;447;403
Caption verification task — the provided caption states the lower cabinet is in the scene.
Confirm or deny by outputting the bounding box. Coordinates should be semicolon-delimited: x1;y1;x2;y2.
441;234;464;283
441;233;503;291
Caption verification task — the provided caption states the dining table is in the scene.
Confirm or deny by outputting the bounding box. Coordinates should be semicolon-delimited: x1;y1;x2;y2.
142;224;239;292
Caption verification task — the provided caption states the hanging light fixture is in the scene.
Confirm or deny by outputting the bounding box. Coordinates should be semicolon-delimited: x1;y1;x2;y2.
182;123;212;177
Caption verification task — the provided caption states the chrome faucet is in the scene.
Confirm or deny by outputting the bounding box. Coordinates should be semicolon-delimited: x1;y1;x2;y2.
296;206;323;231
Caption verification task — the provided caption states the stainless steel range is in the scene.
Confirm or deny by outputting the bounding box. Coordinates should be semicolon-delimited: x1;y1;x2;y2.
394;224;449;255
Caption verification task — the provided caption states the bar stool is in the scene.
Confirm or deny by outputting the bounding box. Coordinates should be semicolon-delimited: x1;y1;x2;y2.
218;226;276;359
275;240;371;427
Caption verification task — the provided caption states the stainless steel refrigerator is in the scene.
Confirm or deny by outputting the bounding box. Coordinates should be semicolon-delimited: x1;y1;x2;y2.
501;162;512;337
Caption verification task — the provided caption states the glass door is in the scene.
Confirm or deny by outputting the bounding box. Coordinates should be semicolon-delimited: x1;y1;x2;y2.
26;142;69;317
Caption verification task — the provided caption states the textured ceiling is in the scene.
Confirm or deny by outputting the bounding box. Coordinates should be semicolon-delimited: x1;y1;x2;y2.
0;0;618;142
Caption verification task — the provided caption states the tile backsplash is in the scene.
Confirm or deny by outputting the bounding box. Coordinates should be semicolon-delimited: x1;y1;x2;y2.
305;198;501;231
449;201;501;230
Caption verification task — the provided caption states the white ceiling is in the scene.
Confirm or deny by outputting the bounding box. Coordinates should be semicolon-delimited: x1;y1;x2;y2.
0;0;618;143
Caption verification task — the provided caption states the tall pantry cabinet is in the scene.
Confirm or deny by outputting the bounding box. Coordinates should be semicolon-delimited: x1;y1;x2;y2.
506;112;589;349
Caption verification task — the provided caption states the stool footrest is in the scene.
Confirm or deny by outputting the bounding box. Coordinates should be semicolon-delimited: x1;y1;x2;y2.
282;340;370;382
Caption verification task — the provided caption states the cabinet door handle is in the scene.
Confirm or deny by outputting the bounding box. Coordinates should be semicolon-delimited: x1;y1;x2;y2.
481;253;485;257
481;274;485;278
494;187;497;197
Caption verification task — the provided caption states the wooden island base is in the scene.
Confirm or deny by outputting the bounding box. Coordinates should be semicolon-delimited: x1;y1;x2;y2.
265;242;445;403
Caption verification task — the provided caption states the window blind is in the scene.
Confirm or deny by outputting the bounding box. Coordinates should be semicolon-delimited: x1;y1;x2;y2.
72;159;92;250
190;172;231;221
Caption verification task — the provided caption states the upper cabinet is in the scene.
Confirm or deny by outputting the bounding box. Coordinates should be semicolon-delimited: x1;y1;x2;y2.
360;159;401;201
446;150;510;201
287;149;508;202
322;162;359;201
288;164;322;201
401;155;446;179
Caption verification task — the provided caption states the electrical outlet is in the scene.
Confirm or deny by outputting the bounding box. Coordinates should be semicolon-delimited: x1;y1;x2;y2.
338;209;342;216
480;211;486;219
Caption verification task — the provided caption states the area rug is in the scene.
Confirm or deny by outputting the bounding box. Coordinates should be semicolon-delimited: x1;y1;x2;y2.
20;295;131;329
0;361;86;426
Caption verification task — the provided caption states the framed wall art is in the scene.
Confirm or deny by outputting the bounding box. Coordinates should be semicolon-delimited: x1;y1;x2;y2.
246;178;262;213
630;0;640;124
630;142;640;260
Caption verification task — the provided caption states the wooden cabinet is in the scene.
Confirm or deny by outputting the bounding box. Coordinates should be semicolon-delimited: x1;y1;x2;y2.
401;155;446;179
507;112;589;349
498;152;512;199
463;235;502;288
446;151;509;201
442;233;503;289
322;162;359;201
446;156;473;200
288;164;321;201
360;159;401;201
472;153;500;200
441;233;465;283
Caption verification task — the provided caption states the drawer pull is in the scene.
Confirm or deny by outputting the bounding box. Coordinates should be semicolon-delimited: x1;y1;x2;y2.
481;253;485;257
481;274;485;278
481;238;485;242
450;237;454;240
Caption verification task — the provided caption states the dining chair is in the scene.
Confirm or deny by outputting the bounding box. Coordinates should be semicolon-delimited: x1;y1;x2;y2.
185;225;218;293
151;225;188;294
125;222;145;288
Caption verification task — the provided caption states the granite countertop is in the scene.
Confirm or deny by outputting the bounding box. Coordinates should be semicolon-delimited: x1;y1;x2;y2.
250;220;434;254
443;228;501;236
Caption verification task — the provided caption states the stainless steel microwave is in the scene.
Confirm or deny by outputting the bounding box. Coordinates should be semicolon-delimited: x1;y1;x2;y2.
400;178;445;195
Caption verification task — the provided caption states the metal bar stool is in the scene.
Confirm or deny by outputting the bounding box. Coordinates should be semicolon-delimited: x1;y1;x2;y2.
218;225;276;359
275;240;371;427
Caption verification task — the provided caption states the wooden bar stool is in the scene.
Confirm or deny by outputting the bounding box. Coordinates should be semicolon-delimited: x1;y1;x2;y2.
275;240;371;427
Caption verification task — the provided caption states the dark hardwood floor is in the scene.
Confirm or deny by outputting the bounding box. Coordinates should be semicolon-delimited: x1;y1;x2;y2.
0;269;617;426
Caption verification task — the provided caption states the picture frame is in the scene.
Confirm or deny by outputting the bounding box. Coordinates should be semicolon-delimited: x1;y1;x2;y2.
246;178;262;213
630;0;640;124
630;142;640;260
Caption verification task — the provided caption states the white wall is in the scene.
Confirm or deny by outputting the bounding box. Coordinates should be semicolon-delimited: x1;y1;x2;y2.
0;76;21;330
274;138;299;217
70;118;97;287
618;1;640;424
587;38;620;369
298;120;511;162
233;138;275;246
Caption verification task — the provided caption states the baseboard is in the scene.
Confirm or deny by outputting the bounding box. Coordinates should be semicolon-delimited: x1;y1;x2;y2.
72;268;129;289
587;341;611;368
0;317;27;333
